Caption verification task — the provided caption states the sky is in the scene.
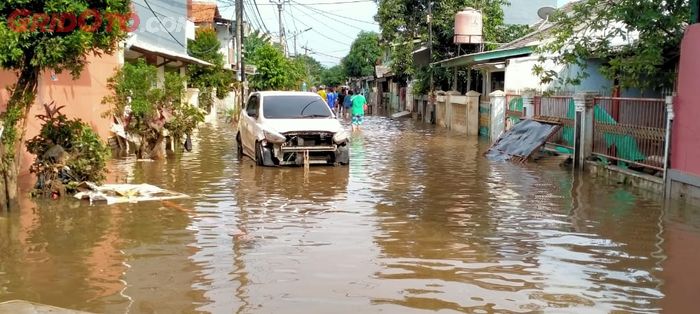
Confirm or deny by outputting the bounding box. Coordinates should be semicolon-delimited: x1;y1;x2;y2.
218;0;380;68
218;0;573;68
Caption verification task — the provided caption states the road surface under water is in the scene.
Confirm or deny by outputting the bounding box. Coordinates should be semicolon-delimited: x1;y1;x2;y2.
2;117;700;314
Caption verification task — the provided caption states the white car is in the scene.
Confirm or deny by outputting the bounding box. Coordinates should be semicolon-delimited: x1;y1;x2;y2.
236;91;350;166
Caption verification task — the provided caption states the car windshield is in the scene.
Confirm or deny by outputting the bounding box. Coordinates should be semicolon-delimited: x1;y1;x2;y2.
262;95;332;119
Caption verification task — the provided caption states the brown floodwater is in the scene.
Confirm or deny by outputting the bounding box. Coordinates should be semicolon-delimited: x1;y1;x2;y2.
2;116;700;314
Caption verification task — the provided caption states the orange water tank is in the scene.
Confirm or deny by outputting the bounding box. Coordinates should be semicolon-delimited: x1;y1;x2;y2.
454;7;483;44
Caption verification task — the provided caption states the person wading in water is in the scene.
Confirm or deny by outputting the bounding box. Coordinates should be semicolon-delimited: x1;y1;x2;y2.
351;90;367;132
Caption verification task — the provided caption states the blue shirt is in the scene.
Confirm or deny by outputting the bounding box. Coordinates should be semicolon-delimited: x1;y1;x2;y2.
343;95;354;108
327;92;337;108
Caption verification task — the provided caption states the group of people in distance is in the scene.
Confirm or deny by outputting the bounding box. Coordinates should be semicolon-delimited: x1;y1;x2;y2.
314;85;367;132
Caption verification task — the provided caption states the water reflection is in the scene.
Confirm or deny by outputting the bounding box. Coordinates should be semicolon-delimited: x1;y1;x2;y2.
1;117;699;313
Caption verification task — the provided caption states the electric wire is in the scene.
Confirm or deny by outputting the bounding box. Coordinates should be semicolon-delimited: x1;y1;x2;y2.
289;3;355;39
291;0;378;26
252;0;271;33
256;0;374;5
286;5;350;46
244;0;267;33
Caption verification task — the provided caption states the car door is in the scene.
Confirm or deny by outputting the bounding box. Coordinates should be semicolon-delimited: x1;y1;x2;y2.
241;94;260;156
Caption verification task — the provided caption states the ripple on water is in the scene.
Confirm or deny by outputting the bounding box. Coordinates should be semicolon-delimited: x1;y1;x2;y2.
1;117;698;313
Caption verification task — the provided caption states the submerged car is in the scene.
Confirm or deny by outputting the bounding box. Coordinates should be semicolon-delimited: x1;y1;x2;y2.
236;91;350;166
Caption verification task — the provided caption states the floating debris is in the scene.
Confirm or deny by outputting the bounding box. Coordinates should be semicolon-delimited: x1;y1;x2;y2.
73;182;189;205
485;119;561;163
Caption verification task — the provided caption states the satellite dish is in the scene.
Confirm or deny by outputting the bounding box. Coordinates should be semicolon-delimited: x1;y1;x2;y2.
537;6;556;20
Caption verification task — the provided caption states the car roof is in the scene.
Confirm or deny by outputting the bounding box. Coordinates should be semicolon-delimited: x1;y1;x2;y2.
256;91;321;97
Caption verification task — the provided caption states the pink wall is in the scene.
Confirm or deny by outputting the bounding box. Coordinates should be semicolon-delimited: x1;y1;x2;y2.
673;24;700;177
0;53;120;175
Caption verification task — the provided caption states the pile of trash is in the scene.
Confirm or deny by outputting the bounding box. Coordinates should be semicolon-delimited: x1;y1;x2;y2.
73;182;189;205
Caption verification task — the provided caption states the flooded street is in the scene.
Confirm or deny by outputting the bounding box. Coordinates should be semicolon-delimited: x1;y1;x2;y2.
2;116;700;313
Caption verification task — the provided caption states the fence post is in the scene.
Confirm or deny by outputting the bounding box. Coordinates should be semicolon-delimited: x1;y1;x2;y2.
573;92;597;170
663;95;675;192
466;91;481;136
489;90;506;142
522;90;535;118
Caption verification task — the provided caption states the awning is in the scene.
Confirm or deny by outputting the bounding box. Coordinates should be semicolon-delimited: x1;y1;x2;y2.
433;46;533;68
129;40;213;67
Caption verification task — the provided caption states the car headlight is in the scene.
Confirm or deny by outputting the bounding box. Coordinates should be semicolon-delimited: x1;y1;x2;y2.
333;130;349;144
263;130;286;144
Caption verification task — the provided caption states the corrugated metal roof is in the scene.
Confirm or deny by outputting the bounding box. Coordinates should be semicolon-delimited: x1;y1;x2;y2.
130;39;213;67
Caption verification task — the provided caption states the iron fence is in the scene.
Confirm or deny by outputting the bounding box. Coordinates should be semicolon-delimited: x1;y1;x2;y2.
505;94;523;130
534;96;575;151
592;97;666;171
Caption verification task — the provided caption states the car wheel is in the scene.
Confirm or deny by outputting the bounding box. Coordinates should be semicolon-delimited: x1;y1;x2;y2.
236;133;243;159
255;141;264;166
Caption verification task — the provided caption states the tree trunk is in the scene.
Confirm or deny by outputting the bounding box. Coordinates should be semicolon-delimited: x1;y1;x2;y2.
147;134;165;160
0;67;39;212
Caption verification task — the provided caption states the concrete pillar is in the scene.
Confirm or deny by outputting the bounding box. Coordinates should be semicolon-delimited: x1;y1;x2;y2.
446;90;460;130
156;56;165;88
466;91;481;136
489;90;506;142
573;92;597;170
522;90;535;118
179;67;187;103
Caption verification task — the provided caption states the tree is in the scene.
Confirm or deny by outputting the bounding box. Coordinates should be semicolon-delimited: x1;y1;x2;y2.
104;60;204;160
343;31;382;78
294;54;324;86
247;42;301;90
376;0;512;88
320;65;346;87
188;27;235;112
0;1;131;211
533;0;690;91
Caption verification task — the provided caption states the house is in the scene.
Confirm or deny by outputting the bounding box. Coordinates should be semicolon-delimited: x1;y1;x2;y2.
433;1;667;99
0;0;213;176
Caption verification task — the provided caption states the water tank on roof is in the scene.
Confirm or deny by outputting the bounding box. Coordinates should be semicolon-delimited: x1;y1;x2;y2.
454;8;483;44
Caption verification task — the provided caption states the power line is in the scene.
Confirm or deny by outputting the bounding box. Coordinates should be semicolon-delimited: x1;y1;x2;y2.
242;0;258;30
302;46;343;59
256;0;374;5
251;0;271;33
285;2;299;34
291;0;378;26
289;2;355;39
286;6;350;46
141;0;186;47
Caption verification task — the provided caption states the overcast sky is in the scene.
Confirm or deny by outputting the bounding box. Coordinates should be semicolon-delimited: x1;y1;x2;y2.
219;0;573;68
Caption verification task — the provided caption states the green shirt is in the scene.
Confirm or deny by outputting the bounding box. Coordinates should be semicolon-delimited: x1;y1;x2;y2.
351;94;367;115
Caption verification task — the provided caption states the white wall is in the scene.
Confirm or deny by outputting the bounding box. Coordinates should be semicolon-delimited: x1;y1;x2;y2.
504;56;556;93
216;24;234;68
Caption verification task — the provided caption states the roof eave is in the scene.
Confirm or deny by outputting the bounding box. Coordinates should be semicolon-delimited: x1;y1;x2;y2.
433;46;535;68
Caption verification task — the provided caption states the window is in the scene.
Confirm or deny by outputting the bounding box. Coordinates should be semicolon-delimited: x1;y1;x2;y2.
246;95;260;117
262;95;332;119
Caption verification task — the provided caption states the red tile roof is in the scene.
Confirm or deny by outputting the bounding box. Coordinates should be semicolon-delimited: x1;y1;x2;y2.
190;1;220;23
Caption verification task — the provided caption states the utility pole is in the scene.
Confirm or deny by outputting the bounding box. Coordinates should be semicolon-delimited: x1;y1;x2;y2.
301;45;310;56
271;0;289;56
427;0;434;123
290;27;312;57
236;0;246;106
